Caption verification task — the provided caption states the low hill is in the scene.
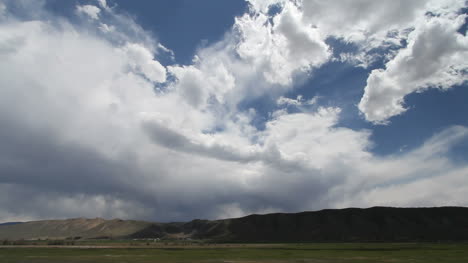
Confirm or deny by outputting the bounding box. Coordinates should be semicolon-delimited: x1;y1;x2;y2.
1;207;468;242
0;218;151;240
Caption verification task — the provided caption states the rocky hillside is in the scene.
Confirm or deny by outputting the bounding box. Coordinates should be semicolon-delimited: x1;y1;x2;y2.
1;207;468;242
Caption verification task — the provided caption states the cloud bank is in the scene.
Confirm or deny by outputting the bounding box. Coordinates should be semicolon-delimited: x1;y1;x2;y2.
0;0;467;222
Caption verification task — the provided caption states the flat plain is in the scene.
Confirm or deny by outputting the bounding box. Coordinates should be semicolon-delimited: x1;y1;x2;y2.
1;242;467;263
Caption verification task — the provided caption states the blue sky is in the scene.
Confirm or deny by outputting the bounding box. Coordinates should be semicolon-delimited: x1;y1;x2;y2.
0;0;467;222
45;0;248;64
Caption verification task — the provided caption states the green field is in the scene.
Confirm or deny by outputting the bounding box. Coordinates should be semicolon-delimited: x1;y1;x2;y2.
1;243;467;263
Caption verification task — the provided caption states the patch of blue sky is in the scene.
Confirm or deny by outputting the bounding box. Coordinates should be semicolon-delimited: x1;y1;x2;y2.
112;0;247;65
238;95;277;131
370;84;468;155
44;0;247;65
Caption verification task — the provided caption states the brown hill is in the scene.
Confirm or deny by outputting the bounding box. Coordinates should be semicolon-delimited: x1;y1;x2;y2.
0;218;150;240
1;207;468;242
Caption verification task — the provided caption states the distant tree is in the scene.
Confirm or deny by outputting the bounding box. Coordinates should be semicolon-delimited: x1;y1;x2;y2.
47;240;65;245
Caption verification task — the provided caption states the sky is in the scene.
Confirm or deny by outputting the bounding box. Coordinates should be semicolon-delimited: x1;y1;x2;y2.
0;0;467;223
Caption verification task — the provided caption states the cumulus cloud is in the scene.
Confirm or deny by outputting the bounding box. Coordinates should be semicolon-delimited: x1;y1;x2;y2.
0;0;467;223
235;2;330;86
248;0;467;124
120;43;166;83
165;0;331;112
359;15;468;123
76;4;101;20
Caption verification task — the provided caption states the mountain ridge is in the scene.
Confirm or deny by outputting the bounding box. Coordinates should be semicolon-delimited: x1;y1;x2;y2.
1;206;468;242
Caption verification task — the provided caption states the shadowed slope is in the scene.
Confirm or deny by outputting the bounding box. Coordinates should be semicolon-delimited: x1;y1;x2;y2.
223;207;468;242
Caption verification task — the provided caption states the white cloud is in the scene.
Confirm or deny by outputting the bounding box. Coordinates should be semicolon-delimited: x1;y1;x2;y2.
277;95;317;106
167;62;235;108
302;0;427;41
99;23;114;33
164;0;331;113
359;16;468;124
236;2;330;86
248;0;467;124
157;43;175;60
97;0;108;9
262;107;371;169
76;4;101;20
337;52;379;68
120;43;166;83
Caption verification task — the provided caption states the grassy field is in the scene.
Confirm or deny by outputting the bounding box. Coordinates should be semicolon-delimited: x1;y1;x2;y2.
1;242;467;262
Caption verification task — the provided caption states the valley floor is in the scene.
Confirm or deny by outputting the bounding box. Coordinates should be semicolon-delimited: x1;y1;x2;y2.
0;242;467;263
